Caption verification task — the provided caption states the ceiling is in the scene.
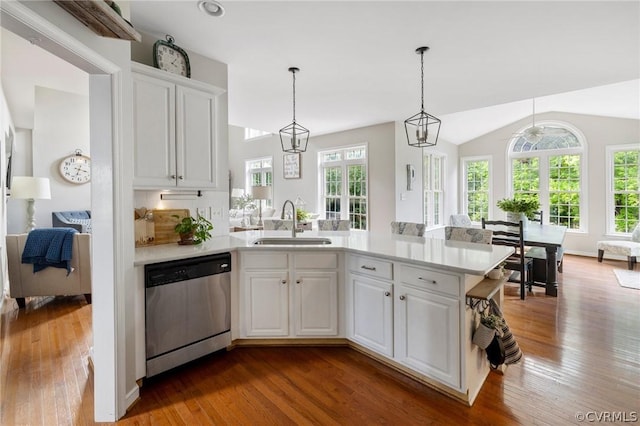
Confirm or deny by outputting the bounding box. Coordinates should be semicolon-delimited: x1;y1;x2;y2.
129;1;639;144
1;2;638;144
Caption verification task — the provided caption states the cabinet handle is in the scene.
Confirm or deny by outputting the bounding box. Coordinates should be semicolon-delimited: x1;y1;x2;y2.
418;277;437;284
281;280;287;285
178;175;184;180
361;265;377;271
296;279;301;284
399;295;406;300
384;291;390;297
170;174;176;179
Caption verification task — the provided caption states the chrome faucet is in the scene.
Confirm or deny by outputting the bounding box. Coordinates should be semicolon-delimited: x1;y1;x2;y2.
280;199;298;238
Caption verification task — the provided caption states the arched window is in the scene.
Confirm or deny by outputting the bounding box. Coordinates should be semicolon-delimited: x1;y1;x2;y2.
508;121;586;231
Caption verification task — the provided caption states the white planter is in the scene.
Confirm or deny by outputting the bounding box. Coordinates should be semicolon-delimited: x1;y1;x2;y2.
505;211;528;230
472;322;497;349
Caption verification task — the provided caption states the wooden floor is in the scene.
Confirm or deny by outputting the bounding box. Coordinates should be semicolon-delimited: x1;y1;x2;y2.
1;255;638;425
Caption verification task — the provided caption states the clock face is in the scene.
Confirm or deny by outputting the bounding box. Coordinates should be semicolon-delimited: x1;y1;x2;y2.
59;155;91;184
153;40;191;77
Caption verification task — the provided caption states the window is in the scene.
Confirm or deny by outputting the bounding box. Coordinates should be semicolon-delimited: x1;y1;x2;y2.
423;152;445;227
508;124;585;231
244;127;270;140
462;157;491;222
606;145;639;234
245;157;273;208
319;145;367;230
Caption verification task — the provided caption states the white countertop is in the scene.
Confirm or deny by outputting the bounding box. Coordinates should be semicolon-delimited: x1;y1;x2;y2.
134;230;514;276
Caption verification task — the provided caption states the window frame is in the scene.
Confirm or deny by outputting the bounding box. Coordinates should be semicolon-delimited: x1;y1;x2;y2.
317;144;368;230
245;156;273;209
506;121;587;233
605;144;640;236
461;155;492;224
423;151;446;228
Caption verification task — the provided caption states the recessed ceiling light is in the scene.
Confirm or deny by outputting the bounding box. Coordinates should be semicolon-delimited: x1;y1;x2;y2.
197;0;225;17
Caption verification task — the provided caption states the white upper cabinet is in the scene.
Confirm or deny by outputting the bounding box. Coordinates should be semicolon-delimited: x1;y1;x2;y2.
132;63;225;189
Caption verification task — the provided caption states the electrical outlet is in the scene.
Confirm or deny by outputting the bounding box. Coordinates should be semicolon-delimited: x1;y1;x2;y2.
197;207;207;218
211;207;222;218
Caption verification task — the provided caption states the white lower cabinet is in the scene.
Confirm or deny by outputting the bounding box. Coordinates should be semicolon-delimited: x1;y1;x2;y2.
241;251;339;338
394;283;460;388
349;273;394;356
244;270;289;336
347;254;462;390
294;271;338;336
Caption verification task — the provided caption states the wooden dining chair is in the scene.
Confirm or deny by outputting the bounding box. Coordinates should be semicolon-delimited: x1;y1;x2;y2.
481;218;533;300
530;210;543;224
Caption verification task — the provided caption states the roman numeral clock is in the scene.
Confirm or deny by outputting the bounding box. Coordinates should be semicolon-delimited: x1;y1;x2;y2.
59;150;91;184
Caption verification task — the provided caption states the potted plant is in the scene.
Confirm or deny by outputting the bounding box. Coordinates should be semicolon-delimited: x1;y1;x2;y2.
296;208;311;231
173;214;213;245
233;194;255;227
496;197;540;227
472;313;506;349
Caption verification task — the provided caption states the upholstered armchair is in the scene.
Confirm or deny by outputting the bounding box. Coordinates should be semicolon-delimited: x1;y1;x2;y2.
597;223;640;270
6;232;92;308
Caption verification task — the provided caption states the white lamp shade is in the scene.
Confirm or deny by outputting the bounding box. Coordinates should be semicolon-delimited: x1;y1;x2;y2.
231;188;245;198
251;185;272;200
10;176;51;200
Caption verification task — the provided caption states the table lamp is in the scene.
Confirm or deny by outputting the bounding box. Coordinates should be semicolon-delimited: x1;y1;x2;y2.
250;185;272;227
10;176;51;232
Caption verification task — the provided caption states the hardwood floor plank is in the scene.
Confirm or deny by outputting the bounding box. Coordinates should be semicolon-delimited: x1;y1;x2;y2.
1;255;638;425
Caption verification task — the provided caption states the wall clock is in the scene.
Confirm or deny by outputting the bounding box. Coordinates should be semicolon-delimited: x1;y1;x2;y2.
59;150;91;184
153;35;191;78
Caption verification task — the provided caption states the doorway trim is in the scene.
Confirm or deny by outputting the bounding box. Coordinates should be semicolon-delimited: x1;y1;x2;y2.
1;1;126;421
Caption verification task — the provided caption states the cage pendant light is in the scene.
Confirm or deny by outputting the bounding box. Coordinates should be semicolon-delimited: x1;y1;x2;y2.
279;67;309;153
404;46;441;148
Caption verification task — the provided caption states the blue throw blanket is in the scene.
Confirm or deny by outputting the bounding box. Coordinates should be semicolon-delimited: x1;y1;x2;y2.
21;228;78;275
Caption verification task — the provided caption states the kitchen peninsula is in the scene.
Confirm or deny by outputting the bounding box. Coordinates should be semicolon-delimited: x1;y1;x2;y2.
134;230;514;405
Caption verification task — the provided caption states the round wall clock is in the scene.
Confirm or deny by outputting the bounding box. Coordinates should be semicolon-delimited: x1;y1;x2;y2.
59;150;91;184
153;35;191;78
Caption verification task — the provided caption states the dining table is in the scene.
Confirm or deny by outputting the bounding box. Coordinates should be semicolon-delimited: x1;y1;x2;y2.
522;223;568;296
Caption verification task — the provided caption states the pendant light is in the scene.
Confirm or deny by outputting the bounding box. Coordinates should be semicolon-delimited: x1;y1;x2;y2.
404;46;441;148
279;67;309;153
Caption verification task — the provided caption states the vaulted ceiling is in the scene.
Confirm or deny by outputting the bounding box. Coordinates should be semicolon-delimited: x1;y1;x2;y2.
2;2;638;145
130;1;639;144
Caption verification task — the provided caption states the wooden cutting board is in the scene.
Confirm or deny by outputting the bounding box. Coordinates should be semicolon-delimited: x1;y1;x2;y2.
152;209;190;245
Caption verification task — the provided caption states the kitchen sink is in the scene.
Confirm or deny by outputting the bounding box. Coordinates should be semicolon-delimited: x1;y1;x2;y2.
253;237;332;246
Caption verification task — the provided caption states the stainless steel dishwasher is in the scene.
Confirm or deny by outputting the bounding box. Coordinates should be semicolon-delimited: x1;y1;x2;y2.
145;253;231;377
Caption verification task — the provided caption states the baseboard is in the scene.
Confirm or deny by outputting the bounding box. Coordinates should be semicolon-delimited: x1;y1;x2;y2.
231;338;348;348
125;384;140;413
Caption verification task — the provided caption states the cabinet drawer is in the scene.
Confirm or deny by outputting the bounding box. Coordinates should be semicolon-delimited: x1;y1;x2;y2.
242;252;289;270
294;253;338;269
399;264;460;297
349;254;393;281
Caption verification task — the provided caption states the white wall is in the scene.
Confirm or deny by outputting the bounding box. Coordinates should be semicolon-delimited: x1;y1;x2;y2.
394;121;459;225
229;122;397;233
459;111;640;256
34;87;90;228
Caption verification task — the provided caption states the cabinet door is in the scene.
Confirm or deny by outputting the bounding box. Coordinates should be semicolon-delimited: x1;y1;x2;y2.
394;284;460;388
176;86;218;189
244;271;289;337
350;274;393;356
132;73;176;187
293;271;338;336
